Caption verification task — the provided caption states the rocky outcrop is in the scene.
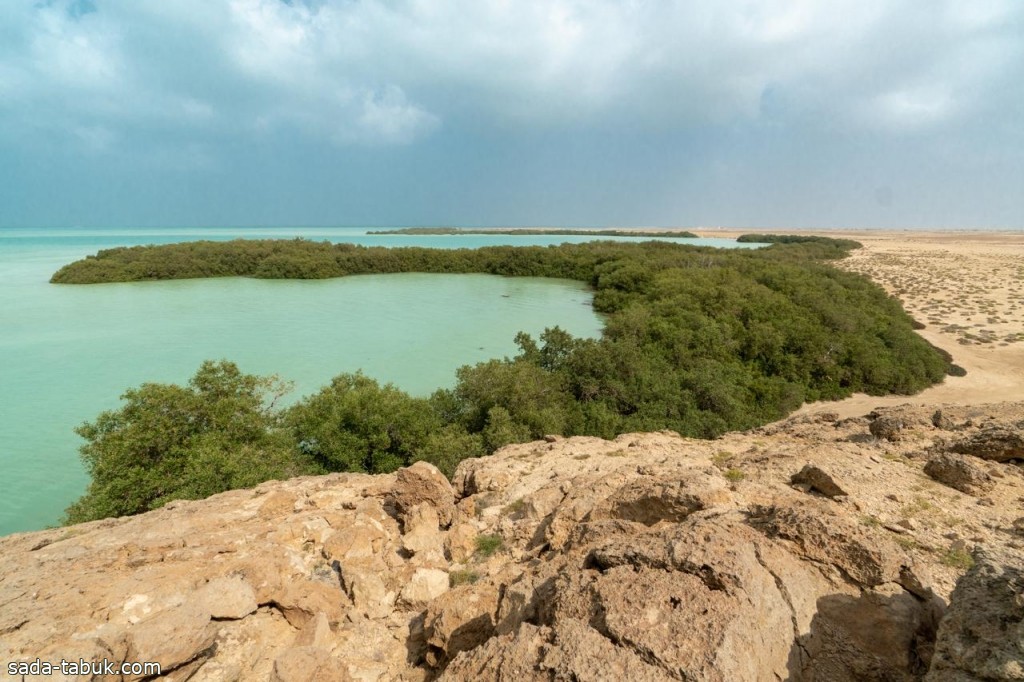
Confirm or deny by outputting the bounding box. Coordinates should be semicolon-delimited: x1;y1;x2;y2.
950;422;1024;462
923;453;995;496
1;402;1022;680
926;547;1024;681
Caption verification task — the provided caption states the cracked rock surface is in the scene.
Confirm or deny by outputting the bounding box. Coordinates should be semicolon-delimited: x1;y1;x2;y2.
1;403;1022;680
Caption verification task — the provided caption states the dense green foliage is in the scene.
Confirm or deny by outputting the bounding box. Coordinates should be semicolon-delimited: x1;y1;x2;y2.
60;237;954;523
367;227;700;238
64;361;319;524
736;233;861;250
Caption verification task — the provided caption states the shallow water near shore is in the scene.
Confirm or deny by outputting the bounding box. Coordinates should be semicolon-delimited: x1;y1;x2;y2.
0;228;756;535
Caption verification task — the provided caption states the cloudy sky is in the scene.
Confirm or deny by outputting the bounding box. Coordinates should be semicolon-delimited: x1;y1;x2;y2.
1;0;1021;228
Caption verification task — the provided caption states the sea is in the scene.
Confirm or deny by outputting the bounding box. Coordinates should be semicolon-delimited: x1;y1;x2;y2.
0;227;756;535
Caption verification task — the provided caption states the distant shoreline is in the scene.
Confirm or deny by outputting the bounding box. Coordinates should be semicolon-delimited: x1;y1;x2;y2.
366;227;699;238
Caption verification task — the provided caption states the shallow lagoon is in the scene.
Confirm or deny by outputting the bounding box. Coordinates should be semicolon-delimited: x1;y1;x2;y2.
0;228;756;534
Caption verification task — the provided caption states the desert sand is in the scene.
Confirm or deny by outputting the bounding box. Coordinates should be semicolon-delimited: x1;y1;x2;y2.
695;228;1024;417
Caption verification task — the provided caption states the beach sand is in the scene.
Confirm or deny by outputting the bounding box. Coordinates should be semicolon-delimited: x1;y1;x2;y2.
695;228;1024;417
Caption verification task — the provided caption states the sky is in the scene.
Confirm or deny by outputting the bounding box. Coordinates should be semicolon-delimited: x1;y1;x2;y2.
1;0;1022;229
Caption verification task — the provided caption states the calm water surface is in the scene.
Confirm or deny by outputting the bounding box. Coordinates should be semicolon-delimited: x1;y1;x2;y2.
0;228;756;535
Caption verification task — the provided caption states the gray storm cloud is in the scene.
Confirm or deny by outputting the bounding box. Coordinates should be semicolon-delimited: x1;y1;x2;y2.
1;0;1021;227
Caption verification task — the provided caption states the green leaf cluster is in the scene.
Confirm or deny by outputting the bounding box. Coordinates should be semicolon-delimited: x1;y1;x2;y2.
64;361;316;524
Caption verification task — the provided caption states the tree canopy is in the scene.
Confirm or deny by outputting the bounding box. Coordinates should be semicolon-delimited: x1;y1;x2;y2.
59;237;954;523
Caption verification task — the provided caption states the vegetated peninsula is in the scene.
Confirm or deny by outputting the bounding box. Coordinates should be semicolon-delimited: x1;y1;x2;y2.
52;236;956;525
366;227;700;238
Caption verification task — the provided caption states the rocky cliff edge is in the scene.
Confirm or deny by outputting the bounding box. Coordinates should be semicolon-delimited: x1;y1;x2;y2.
1;403;1023;681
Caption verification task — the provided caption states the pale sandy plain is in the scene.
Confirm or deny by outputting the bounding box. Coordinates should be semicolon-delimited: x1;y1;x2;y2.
694;228;1024;417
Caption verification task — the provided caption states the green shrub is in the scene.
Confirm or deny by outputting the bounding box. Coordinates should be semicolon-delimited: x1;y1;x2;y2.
474;533;504;558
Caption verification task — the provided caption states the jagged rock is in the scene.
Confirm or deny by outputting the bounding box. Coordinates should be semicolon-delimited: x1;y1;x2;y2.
750;504;908;587
424;582;501;668
950;424;1024;462
923;453;996;496
399;568;449;608
391;461;456;529
926;547;1024;681
801;583;934;681
871;415;910;442
791;464;849;498
932;410;954;430
401;503;445;559
444;523;478;563
4;404;1024;682
440;621;670;681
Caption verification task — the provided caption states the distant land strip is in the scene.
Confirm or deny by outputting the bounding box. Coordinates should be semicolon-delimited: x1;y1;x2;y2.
366;227;700;238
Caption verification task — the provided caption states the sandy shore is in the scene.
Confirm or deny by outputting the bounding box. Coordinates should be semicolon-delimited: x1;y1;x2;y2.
693;228;1024;418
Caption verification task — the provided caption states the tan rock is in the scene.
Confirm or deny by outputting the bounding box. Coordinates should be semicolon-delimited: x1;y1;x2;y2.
197;575;258;620
323;521;387;562
5;402;1024;682
339;564;394;619
272;646;348;682
424;582;500;667
399;568;449;609
791;463;849;498
927;547;1024;681
390;462;455;529
295;611;333;648
444;523;478;563
950;423;1024;462
924;453;996;496
125;601;215;678
401;504;445;559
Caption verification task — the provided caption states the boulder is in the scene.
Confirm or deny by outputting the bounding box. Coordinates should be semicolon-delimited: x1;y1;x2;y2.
424;582;501;668
923;453;996;496
399;568;450;609
950;424;1024;462
390;462;456;529
791;464;849;498
272;646;347;682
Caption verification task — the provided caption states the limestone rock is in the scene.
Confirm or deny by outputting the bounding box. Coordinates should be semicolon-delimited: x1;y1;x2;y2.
932;410;954;430
272;646;348;682
390;461;456;528
791;464;849;498
927;547;1024;681
197;575;258;620
424;582;500;667
440;621;670;681
950;423;1024;462
126;602;216;676
401;503;445;559
399;568;449;609
923;453;996;496
5;403;1024;682
870;411;914;442
444;523;478;563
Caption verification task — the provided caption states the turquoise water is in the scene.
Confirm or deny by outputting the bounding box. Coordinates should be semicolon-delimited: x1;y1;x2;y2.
0;228;756;535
